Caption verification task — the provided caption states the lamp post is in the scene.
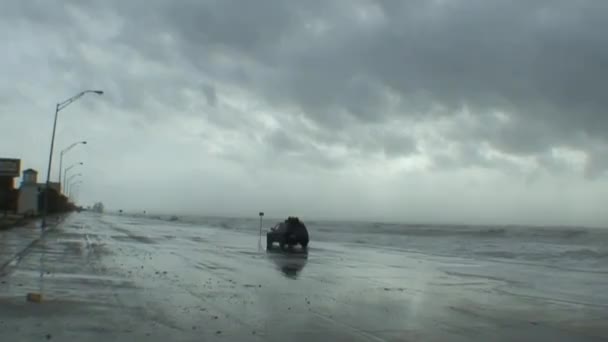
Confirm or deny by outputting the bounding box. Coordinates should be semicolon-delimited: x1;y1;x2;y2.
65;174;82;198
42;90;103;228
258;212;264;250
68;181;82;200
62;162;83;194
72;185;81;201
58;141;86;193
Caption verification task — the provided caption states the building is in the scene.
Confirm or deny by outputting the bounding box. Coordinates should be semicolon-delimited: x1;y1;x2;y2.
18;168;39;215
0;158;20;213
17;166;66;216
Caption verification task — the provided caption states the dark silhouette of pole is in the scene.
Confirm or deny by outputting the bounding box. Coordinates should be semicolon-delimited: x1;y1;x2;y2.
59;141;86;193
259;212;264;234
42;104;60;228
258;212;264;250
41;90;103;228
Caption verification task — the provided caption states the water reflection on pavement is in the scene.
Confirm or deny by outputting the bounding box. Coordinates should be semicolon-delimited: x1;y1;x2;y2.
266;249;308;279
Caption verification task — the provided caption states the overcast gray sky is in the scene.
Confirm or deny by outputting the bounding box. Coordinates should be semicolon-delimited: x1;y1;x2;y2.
1;0;607;226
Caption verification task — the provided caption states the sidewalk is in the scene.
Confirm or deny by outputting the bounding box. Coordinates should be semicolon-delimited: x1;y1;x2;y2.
0;213;28;230
0;216;63;274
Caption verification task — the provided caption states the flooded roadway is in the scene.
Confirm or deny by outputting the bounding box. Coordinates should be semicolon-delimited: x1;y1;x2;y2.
0;213;606;341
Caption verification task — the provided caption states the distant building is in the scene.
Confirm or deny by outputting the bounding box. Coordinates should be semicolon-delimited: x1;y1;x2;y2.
17;167;65;216
18;169;39;215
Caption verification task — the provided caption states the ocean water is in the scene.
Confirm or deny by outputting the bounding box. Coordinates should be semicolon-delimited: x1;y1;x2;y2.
123;213;608;273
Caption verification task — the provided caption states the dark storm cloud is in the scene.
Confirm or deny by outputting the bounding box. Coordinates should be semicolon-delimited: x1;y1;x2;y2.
137;0;608;165
5;0;608;172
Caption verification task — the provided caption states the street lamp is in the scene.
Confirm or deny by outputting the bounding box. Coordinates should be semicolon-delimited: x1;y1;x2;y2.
71;185;81;200
71;183;81;194
58;141;87;192
66;175;82;200
63;162;83;194
65;173;82;191
68;181;83;200
42;90;103;228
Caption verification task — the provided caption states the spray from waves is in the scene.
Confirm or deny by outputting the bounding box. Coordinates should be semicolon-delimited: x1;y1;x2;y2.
560;249;608;260
326;223;598;242
475;249;608;262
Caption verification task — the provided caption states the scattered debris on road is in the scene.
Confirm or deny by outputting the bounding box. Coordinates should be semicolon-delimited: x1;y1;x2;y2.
26;292;43;303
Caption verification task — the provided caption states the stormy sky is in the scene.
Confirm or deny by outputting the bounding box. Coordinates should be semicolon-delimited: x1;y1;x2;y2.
1;0;607;226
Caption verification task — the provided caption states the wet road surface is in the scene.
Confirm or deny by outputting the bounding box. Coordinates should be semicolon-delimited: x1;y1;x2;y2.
0;213;606;341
